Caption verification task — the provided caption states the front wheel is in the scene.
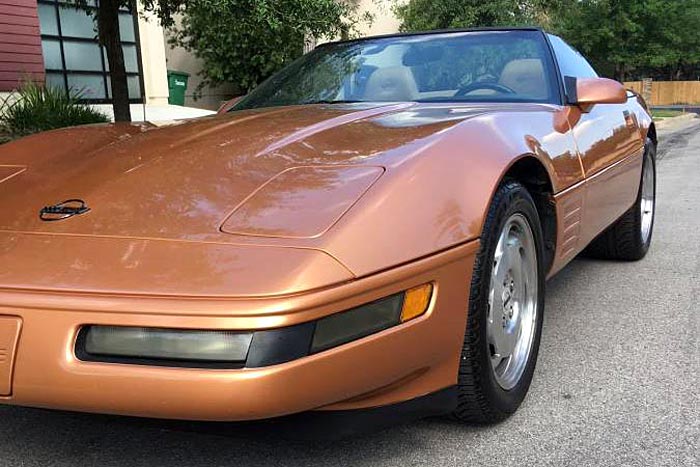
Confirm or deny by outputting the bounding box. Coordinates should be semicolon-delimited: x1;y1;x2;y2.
452;181;545;424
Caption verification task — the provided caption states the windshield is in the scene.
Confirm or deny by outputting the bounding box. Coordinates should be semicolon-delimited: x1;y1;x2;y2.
233;30;559;111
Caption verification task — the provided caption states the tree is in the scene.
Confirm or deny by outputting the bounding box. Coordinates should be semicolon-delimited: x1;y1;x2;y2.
552;0;700;81
392;0;700;81
391;0;560;31
168;0;364;97
71;0;188;122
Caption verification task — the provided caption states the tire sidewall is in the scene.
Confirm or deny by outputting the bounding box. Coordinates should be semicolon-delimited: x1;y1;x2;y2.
636;138;656;253
472;182;546;414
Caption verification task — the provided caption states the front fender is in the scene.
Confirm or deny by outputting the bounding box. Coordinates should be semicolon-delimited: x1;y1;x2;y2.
320;109;577;277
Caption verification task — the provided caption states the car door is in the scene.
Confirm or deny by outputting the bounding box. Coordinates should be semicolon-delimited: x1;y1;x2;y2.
548;35;645;245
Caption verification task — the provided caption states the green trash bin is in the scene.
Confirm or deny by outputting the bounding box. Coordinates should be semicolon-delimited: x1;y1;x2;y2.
167;70;190;106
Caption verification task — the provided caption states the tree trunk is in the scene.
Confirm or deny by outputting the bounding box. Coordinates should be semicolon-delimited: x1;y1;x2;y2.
98;0;131;122
614;63;625;82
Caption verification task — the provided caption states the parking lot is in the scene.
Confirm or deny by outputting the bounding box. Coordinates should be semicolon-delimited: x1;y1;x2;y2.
0;120;698;467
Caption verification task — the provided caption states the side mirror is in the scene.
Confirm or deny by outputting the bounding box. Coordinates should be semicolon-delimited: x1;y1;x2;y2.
217;95;246;114
565;76;627;112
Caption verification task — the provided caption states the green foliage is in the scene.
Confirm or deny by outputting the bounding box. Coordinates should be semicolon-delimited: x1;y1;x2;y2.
552;0;700;80
392;0;700;81
392;0;559;31
0;81;108;138
169;0;363;95
651;109;684;119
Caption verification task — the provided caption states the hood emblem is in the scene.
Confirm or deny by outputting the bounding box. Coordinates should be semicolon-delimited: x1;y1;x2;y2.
39;199;90;222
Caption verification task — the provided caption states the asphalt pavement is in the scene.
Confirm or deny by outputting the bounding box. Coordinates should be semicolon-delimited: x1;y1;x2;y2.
0;119;698;467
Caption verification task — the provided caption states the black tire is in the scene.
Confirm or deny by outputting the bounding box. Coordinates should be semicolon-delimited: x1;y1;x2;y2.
452;180;546;424
583;138;656;261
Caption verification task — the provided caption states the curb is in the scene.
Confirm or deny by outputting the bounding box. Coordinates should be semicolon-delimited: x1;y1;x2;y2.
655;113;697;130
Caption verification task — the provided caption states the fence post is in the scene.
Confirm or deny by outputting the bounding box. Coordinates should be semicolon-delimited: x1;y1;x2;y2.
642;78;653;105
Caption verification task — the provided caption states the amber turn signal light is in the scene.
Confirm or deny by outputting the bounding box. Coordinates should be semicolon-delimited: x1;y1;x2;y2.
400;283;433;322
77;285;436;369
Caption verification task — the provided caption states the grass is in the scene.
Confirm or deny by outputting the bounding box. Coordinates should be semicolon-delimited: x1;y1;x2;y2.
0;81;108;143
651;109;686;120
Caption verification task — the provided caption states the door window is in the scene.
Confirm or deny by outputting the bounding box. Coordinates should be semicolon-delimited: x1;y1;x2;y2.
548;34;598;79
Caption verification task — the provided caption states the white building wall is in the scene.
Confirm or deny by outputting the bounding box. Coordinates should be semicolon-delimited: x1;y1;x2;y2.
137;8;170;105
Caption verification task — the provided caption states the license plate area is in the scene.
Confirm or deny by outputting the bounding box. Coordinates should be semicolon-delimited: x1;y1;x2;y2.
0;316;22;396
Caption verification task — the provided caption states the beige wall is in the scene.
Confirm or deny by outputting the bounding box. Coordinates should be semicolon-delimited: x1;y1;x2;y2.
164;16;238;111
137;7;169;105
315;0;403;46
137;9;235;110
356;0;403;37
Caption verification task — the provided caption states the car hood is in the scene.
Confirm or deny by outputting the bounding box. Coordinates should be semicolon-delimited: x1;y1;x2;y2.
0;102;499;297
0;102;448;240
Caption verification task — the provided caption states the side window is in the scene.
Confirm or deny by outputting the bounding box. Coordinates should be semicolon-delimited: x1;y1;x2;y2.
548;34;598;79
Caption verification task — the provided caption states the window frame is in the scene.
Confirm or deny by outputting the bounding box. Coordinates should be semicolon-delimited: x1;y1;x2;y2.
545;33;600;105
38;0;145;104
542;32;569;106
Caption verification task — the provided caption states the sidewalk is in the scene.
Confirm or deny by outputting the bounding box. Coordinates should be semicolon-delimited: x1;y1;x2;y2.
92;104;215;123
655;112;697;131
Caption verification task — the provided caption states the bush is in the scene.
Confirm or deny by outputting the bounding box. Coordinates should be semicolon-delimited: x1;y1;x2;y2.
0;81;109;139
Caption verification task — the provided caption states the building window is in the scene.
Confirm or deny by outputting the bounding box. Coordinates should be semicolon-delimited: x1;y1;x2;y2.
37;0;144;103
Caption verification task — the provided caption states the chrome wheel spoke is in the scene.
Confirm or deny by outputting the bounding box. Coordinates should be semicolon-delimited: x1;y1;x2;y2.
640;153;655;243
486;213;539;390
492;238;510;285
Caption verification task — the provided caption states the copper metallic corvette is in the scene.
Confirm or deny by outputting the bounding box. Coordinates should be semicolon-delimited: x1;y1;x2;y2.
0;28;655;427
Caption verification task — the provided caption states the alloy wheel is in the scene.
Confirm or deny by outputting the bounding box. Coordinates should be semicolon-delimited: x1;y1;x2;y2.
487;213;539;390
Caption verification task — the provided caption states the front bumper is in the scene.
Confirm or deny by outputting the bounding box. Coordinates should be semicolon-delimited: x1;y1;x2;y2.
0;241;477;421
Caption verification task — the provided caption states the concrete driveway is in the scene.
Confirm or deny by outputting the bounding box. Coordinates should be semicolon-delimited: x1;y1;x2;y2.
0;120;697;467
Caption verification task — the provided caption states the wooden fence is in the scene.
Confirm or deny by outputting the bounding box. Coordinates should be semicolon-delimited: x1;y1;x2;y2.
624;81;700;106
